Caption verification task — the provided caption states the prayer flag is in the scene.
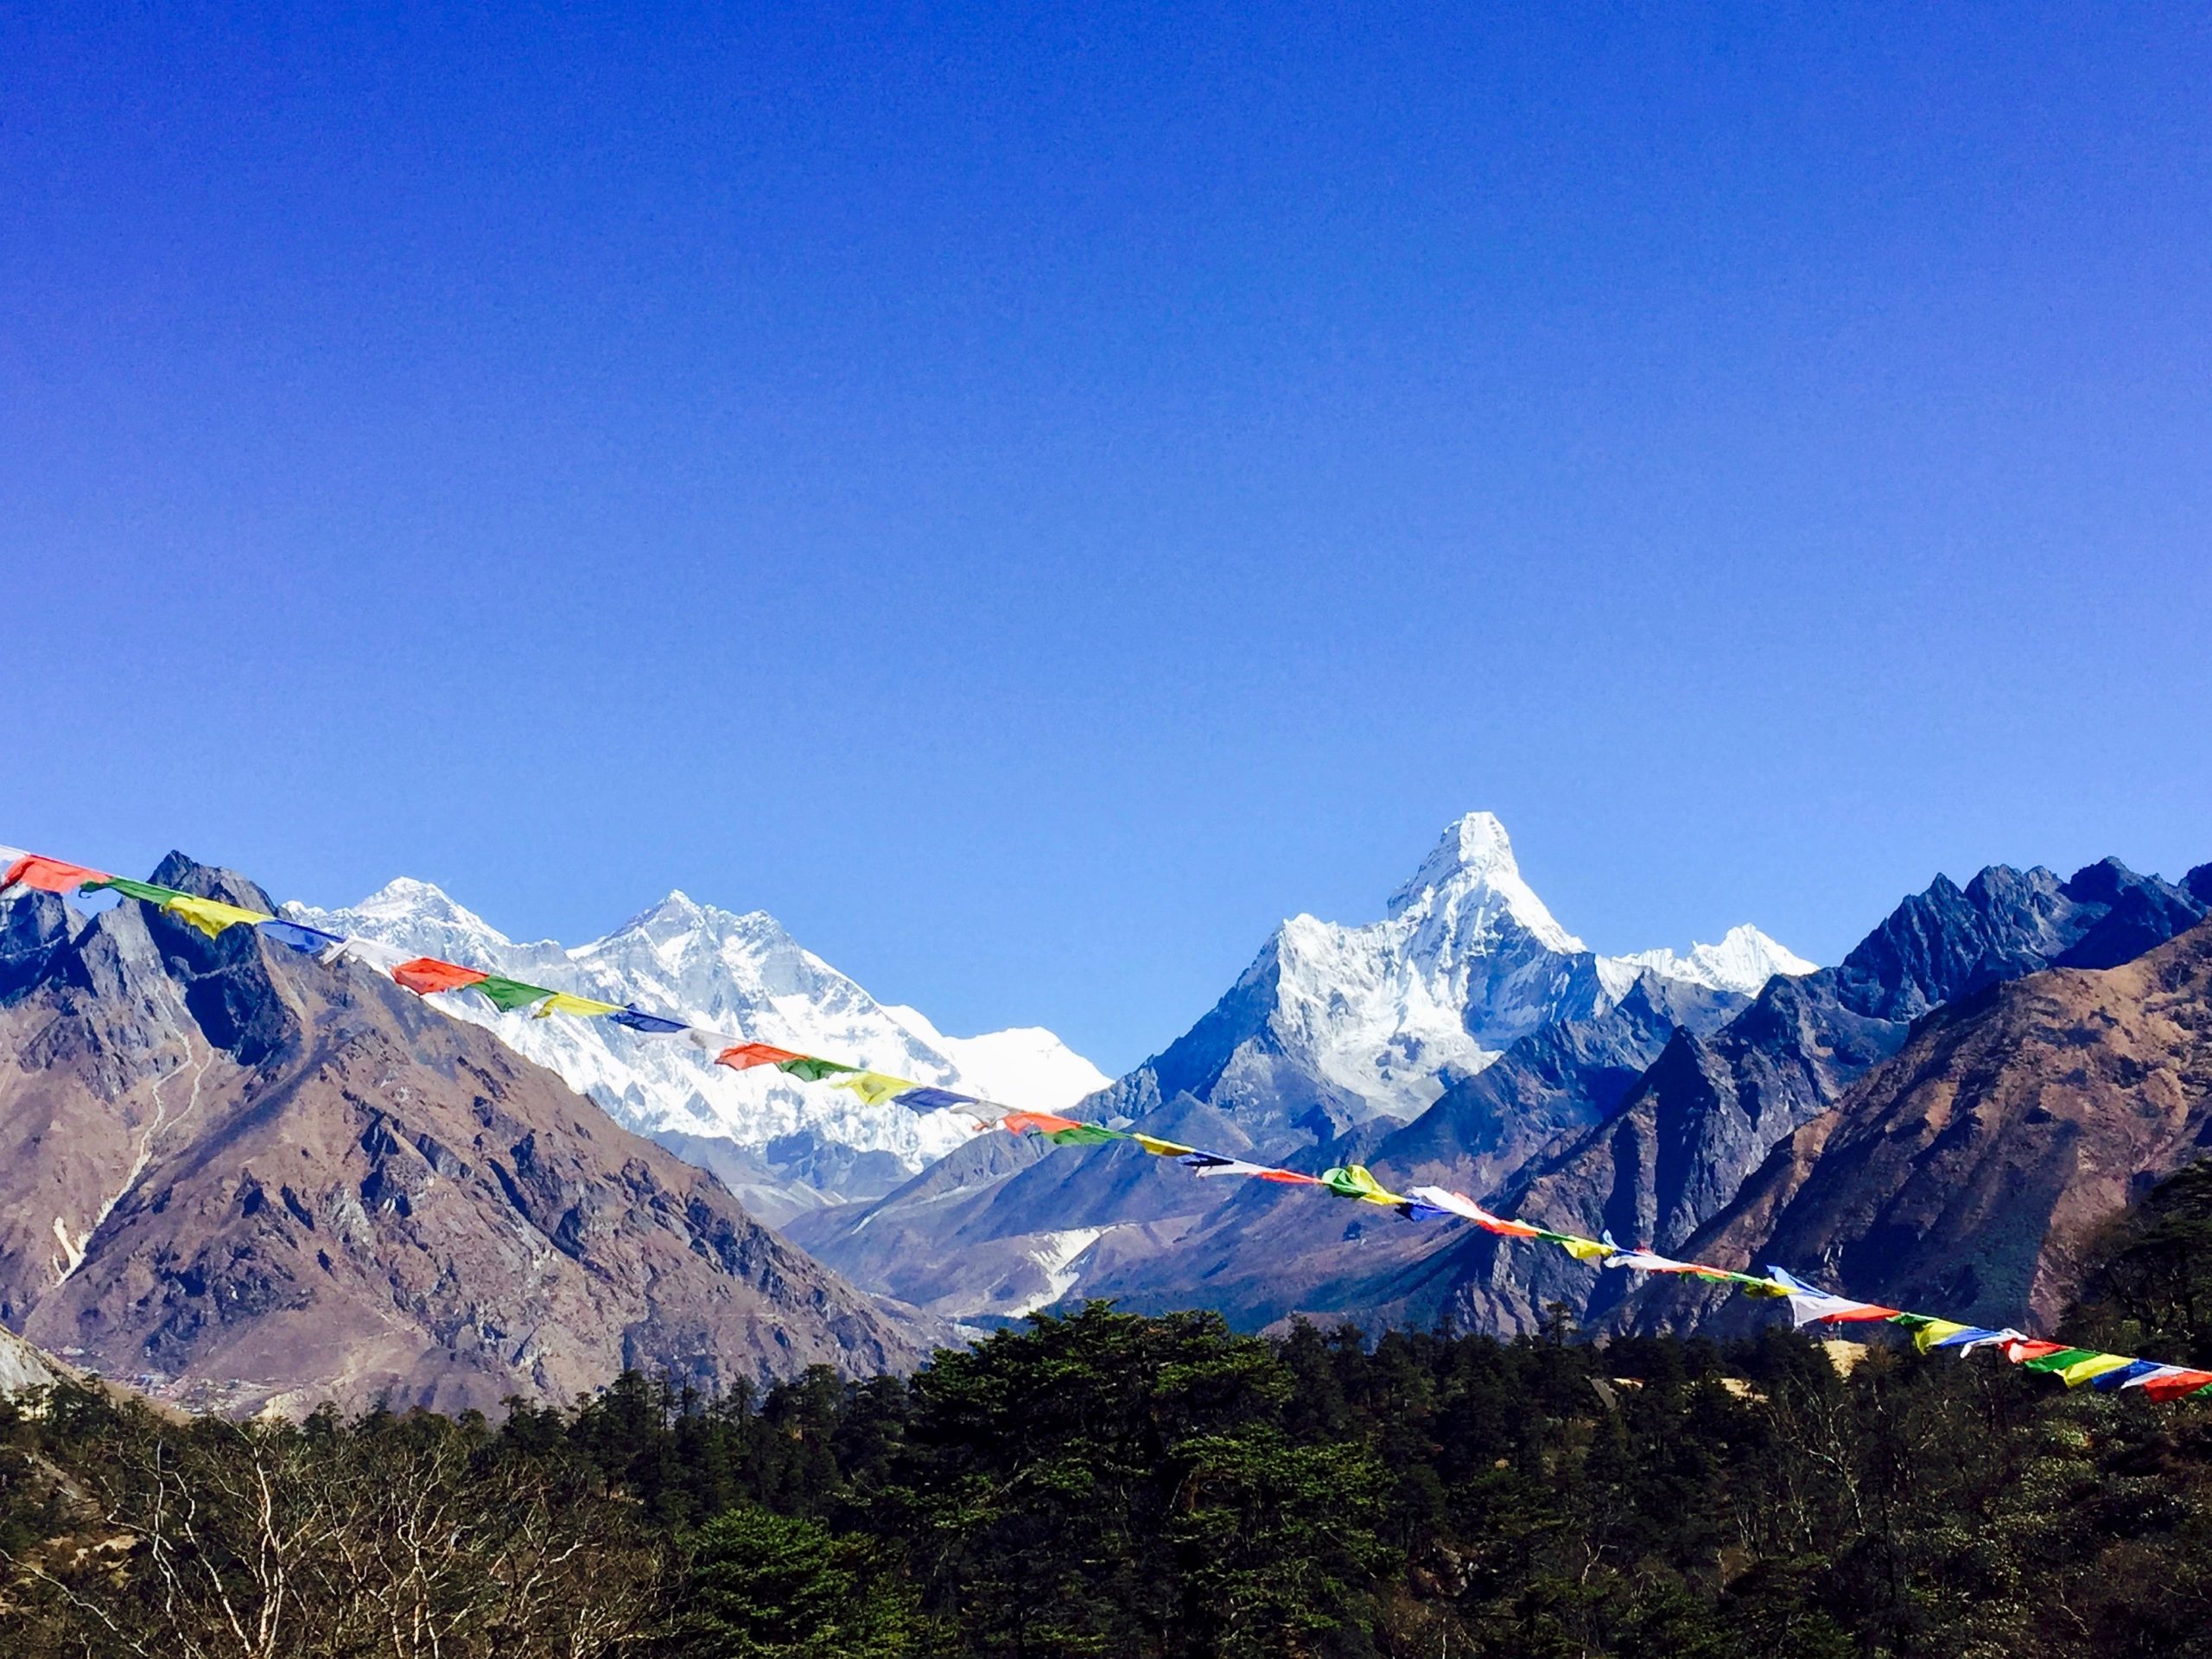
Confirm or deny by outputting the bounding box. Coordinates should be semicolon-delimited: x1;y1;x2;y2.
533;992;626;1019
1001;1111;1084;1135
160;893;270;938
893;1086;980;1110
88;876;181;905
1319;1165;1408;1206
1939;1327;2024;1357
1001;1110;1120;1144
2019;1346;2105;1376
715;1043;804;1071
1999;1338;2071;1366
610;1007;689;1035
1765;1267;1899;1325
257;918;344;955
3;854;112;894
830;1071;918;1106
1605;1247;1702;1274
2054;1353;2136;1388
472;976;558;1013
321;936;415;974
1910;1319;1975;1353
2091;1359;2164;1393
776;1056;858;1083
1544;1233;1613;1264
1404;1185;1545;1237
1173;1152;1320;1184
2139;1368;2212;1402
1131;1134;1196;1157
391;957;491;995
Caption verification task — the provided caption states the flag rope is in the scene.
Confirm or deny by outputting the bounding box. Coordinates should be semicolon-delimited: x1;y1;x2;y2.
5;842;2205;1402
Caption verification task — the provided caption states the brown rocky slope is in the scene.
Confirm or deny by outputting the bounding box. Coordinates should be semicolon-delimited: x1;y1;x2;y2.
0;857;935;1416
1614;916;2212;1338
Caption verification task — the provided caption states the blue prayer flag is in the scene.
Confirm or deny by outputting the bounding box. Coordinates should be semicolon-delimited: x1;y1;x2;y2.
892;1086;978;1110
258;919;344;955
609;1007;688;1035
2091;1358;2164;1392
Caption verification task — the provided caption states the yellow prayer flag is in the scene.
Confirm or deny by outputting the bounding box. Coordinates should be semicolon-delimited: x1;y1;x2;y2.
1912;1319;1974;1353
830;1071;918;1107
2056;1353;2135;1388
1554;1236;1611;1263
162;894;272;938
532;992;626;1019
1132;1134;1196;1157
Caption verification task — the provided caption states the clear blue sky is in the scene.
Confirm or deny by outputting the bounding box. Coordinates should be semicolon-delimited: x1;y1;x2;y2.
4;5;2208;1071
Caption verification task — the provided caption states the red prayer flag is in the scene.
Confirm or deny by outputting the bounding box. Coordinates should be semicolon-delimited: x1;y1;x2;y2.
1821;1304;1903;1323
2001;1338;2070;1364
1001;1110;1084;1135
1258;1170;1324;1185
2;855;111;894
391;957;491;995
715;1043;805;1071
2142;1369;2212;1402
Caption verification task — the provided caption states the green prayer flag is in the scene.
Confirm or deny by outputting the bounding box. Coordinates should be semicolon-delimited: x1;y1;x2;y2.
1046;1123;1122;1145
472;976;556;1013
88;875;183;905
776;1056;858;1082
2020;1347;2105;1376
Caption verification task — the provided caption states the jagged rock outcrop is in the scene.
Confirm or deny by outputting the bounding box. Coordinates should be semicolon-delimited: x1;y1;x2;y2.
0;858;936;1416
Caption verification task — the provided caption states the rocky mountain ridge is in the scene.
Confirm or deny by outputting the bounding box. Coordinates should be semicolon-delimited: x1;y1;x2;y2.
800;838;2209;1336
0;857;936;1416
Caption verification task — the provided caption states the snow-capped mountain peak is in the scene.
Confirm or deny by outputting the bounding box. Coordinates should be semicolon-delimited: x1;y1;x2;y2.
285;878;1109;1220
1605;924;1818;999
1385;810;1584;955
1160;811;1815;1134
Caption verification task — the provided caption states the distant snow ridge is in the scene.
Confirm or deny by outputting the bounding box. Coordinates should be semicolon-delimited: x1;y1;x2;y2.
1215;812;1817;1123
1608;925;1818;999
286;883;1108;1215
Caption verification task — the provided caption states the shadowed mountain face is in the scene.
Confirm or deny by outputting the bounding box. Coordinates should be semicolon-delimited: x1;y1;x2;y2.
0;858;934;1417
1608;916;2212;1339
802;853;2207;1337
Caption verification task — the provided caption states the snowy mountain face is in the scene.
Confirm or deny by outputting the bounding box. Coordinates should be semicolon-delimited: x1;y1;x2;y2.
285;883;1109;1221
1602;924;1818;1000
1103;812;1815;1141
